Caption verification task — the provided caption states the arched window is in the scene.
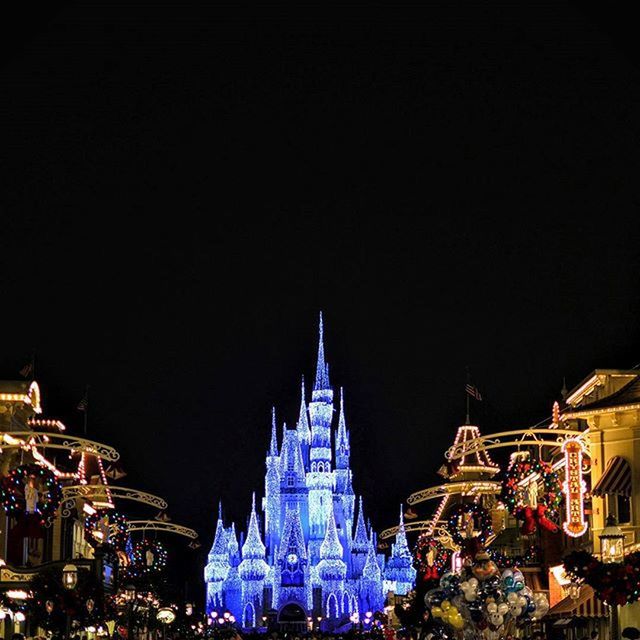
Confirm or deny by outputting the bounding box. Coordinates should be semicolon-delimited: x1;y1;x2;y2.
311;462;317;473
326;593;339;619
342;591;351;615
243;602;256;628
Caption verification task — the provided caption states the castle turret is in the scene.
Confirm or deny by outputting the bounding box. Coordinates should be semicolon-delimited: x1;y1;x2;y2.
335;388;355;530
265;408;281;554
383;507;416;596
297;376;311;467
239;494;269;619
307;312;334;545
317;502;347;621
223;523;242;620
360;530;383;613
205;502;231;613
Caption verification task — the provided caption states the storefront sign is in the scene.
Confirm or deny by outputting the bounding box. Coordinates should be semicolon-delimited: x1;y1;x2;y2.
562;438;588;537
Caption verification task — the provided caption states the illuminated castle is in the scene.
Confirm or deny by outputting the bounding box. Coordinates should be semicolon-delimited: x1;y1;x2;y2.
204;315;414;630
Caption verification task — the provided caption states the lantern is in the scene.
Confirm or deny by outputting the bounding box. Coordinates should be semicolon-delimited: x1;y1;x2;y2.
599;514;625;563
62;564;78;590
124;584;137;602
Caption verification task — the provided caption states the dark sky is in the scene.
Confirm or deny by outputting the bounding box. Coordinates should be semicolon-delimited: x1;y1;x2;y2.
2;1;640;603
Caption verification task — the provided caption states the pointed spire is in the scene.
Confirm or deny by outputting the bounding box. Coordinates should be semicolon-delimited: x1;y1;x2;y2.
242;492;266;559
362;529;381;580
314;311;330;391
269;407;278;456
210;501;228;556
218;500;223;522
561;377;568;400
297;376;311;442
320;502;343;560
353;496;368;550
393;505;411;558
336;387;348;447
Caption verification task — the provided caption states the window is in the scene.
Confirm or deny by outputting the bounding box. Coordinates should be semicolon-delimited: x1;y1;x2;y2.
287;474;294;487
617;494;631;524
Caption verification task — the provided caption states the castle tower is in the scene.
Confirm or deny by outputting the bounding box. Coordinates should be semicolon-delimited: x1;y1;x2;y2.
297;376;311;467
279;426;309;532
317;502;347;621
222;523;242;620
307;313;334;546
383;507;416;596
265;408;281;555
205;503;231;613
360;529;384;614
351;496;369;577
239;494;269;623
335;388;355;529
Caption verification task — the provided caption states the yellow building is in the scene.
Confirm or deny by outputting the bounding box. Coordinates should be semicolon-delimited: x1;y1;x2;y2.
563;369;640;631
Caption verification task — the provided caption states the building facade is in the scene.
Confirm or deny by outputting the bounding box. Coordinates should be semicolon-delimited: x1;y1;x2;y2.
204;316;415;630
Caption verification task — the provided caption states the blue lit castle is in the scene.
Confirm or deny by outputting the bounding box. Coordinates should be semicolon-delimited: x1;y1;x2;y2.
204;315;415;631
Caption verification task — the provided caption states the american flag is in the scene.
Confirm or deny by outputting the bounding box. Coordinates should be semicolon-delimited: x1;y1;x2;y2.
465;384;482;401
77;392;89;412
19;362;33;378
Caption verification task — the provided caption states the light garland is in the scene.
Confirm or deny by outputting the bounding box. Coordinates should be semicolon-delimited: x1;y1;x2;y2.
0;464;62;526
128;539;168;576
446;503;492;546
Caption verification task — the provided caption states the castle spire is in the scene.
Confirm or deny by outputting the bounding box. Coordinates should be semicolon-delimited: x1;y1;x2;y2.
314;311;330;391
241;492;266;559
269;407;278;456
394;505;410;557
353;496;368;550
336;387;348;447
362;529;381;580
296;376;311;444
320;502;343;560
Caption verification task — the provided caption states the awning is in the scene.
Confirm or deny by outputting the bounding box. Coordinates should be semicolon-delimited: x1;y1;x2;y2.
547;585;609;618
592;456;632;497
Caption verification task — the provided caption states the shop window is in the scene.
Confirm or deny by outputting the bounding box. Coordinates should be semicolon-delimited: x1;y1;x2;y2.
617;494;631;524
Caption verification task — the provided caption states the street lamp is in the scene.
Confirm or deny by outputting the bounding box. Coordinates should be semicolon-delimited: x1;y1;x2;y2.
62;564;78;590
600;513;625;640
124;584;137;640
62;564;78;639
567;580;581;601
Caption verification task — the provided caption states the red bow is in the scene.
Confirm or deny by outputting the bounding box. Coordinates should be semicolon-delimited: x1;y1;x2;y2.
517;505;558;535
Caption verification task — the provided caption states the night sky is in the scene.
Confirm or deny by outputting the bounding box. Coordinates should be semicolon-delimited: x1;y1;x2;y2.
2;2;640;603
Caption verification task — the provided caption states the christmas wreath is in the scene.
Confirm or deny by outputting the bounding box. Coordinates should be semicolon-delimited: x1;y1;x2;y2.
447;503;493;546
0;463;62;526
501;459;561;534
127;539;168;577
413;534;449;581
85;509;129;550
564;550;640;607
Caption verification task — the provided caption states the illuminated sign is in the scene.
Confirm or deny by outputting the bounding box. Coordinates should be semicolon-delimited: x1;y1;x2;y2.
562;438;588;537
157;608;176;624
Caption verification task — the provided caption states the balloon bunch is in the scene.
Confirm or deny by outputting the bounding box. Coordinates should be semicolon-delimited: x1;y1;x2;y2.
422;550;550;639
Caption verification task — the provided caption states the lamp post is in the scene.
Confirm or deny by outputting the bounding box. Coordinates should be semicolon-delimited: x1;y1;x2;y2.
124;583;137;640
599;513;625;640
62;564;78;640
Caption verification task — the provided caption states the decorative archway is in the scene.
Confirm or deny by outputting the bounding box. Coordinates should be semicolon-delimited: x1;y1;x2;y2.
278;603;307;632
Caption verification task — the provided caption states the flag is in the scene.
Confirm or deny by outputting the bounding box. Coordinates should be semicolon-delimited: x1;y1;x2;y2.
465;384;482;401
404;507;418;520
155;510;171;522
188;540;202;550
77;391;89;412
19;361;33;378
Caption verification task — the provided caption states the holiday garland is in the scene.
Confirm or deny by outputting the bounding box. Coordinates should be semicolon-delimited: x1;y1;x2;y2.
0;464;62;526
501;459;561;534
564;550;640;607
84;509;129;550
446;503;493;546
128;539;168;577
413;534;449;580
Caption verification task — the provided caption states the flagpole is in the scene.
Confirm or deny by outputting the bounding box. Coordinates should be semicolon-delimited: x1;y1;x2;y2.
465;366;470;424
83;384;89;436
